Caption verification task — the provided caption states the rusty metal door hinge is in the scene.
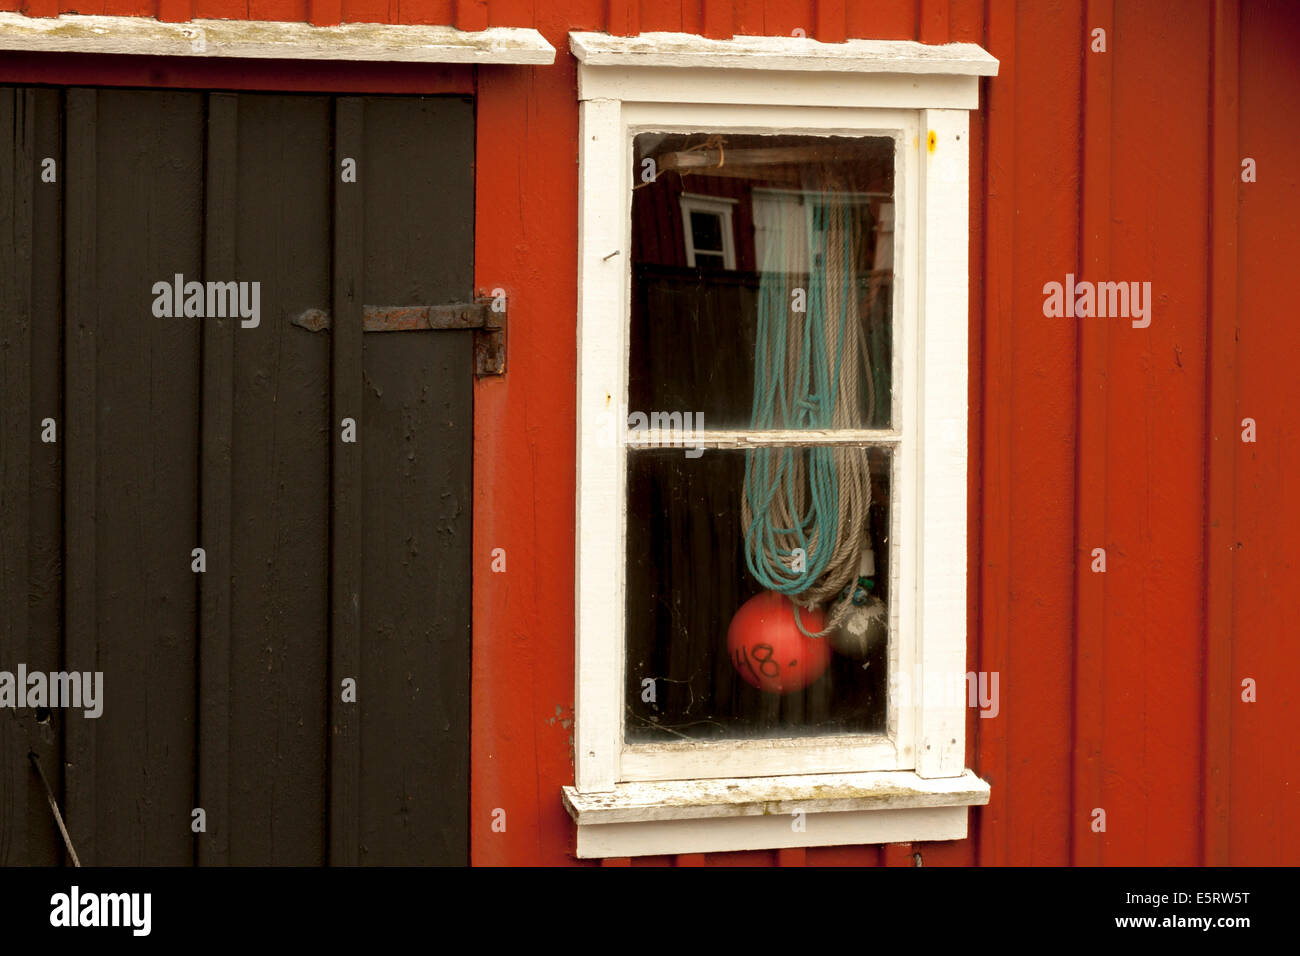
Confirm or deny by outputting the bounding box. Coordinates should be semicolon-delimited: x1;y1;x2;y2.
292;298;506;376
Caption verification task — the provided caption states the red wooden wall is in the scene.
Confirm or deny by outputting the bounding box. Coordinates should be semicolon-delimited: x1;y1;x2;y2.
4;0;1296;866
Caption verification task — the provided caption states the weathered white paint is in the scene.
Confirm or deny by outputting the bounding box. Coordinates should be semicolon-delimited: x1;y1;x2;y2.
624;428;901;449
575;96;629;793
579;67;982;111
678;193;737;269
621;734;900;782
570;32;999;76
570;36;994;852
0;12;555;63
915;109;970;779
572;805;973;858
605;101;921;787
563;769;990;824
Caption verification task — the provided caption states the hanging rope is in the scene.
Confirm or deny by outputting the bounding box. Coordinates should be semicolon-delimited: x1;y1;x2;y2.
28;751;80;867
742;183;874;637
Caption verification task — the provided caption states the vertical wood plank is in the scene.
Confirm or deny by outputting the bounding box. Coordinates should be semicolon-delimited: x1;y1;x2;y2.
355;95;473;865
976;0;1015;867
228;93;332;866
21;0;60;17
155;0;193;22
1071;0;1113;869
1230;0;1300;866
91;89;203;865
198;91;237;867
606;0;640;35
62;87;97;867
915;108;969;780
882;841;914;866
23;86;66;867
329;95;364;866
999;0;1082;867
308;0;342;26
1091;2;1209;868
1202;0;1239;868
734;0;764;35
919;0;950;44
847;0;914;40
702;0;734;39
454;0;488;31
574;96;626;794
679;0;701;34
813;0;845;43
0;86;34;868
637;0;681;32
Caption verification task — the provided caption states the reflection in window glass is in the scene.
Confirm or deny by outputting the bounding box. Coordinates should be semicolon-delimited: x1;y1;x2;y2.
631;133;894;431
625;447;892;742
624;132;899;746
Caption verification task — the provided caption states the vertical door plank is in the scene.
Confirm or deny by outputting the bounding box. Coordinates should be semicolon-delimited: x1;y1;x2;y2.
329;96;365;866
198;91;237;867
0;86;33;867
228;92;331;865
90;89;203;864
26;87;67;866
357;95;473;866
62;87;98;867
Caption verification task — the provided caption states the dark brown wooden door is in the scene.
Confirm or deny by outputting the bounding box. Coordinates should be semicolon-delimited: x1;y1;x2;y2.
0;87;474;865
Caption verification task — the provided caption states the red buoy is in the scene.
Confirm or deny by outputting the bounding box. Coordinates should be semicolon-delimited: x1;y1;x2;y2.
727;591;832;695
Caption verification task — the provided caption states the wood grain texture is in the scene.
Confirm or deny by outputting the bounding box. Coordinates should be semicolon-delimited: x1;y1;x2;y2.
0;13;555;63
1072;0;1112;869
0;55;475;94
0;85;33;867
356;94;473;865
24;86;66;867
328;95;365;867
1098;0;1210;866
62;87;98;867
197;90;237;867
228;92;331;866
1201;0;1239;868
91;88;203;865
1;0;1294;869
1230;0;1300;866
2;85;476;867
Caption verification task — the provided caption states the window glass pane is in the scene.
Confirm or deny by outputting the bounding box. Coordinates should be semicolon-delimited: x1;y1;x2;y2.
631;132;894;431
689;209;724;252
624;446;892;742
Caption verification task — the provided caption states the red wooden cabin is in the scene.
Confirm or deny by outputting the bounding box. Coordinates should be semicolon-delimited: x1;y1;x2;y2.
0;0;1295;868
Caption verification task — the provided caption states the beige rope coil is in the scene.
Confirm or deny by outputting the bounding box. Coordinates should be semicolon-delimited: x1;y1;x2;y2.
741;182;875;638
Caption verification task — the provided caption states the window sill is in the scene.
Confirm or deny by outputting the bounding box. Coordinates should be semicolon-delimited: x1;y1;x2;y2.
562;769;990;859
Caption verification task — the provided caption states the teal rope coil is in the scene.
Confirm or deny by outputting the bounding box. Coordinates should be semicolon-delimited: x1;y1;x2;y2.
742;189;871;636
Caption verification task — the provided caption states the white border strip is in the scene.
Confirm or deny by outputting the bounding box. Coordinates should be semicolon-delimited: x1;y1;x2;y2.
0;12;555;64
564;770;990;825
573;805;973;858
572;31;998;76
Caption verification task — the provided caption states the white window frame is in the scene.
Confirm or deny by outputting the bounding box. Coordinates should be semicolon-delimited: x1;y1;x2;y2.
567;31;998;859
678;192;737;269
627;106;917;784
